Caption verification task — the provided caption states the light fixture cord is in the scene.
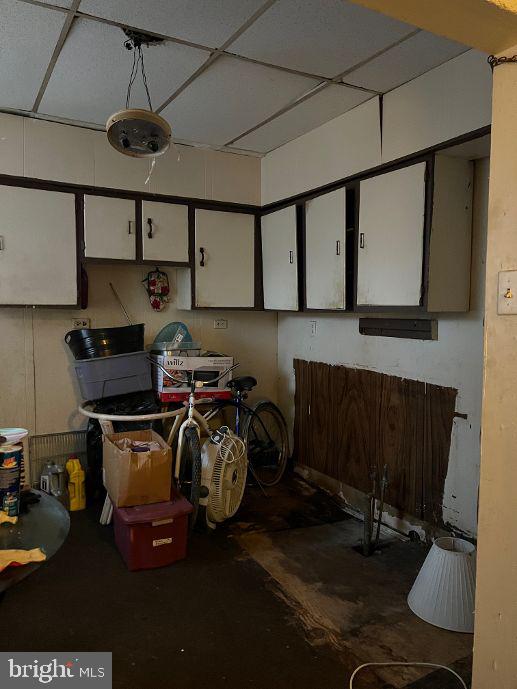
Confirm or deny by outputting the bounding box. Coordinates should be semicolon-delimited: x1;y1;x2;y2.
125;42;153;111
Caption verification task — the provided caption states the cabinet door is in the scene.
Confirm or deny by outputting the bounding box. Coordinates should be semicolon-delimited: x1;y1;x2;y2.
357;162;426;307
305;190;346;310
84;195;136;260
261;206;298;311
142;201;189;263
195;209;255;308
0;186;77;305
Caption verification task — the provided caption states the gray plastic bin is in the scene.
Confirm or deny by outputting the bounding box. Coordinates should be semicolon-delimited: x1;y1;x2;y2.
73;350;152;400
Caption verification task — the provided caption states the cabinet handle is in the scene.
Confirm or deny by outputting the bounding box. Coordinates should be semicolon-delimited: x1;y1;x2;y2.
336;240;341;256
0;236;4;251
128;220;133;235
359;232;365;249
289;250;294;264
199;247;205;267
147;218;153;239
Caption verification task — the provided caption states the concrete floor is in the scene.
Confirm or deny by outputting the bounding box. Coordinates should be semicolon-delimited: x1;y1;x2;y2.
0;474;472;688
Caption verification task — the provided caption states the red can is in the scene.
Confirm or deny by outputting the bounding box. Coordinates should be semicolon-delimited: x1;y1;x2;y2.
113;492;193;571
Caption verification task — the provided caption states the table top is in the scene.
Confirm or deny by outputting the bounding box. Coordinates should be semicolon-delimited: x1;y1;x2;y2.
0;491;70;593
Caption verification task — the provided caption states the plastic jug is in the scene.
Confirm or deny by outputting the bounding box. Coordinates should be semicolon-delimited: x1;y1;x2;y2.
66;457;86;511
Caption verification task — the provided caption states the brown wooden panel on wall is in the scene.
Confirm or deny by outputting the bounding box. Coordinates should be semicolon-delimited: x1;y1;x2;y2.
423;383;458;524
293;359;457;525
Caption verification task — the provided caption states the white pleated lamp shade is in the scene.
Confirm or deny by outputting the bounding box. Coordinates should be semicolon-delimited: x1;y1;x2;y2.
408;537;476;633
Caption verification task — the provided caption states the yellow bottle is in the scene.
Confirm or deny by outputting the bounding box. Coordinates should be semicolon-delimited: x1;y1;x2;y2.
66;457;86;511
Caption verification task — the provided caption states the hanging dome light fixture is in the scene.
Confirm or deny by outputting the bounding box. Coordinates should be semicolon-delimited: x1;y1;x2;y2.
106;30;171;158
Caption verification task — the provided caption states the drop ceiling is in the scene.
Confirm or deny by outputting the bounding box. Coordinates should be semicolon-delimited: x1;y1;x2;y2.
1;0;471;154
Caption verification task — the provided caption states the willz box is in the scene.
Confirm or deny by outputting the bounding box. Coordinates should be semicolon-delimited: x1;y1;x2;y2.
103;429;172;507
151;354;233;402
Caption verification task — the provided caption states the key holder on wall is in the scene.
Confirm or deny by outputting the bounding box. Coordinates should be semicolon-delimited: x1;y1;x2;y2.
142;266;170;311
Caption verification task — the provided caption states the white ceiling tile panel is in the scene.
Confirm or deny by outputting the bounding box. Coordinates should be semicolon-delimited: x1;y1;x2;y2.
0;0;67;110
37;1;74;7
228;0;415;78
345;31;468;93
234;85;372;153
39;18;208;124
79;0;266;48
161;55;318;146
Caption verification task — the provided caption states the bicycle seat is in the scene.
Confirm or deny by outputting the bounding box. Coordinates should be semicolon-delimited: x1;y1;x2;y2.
228;376;257;393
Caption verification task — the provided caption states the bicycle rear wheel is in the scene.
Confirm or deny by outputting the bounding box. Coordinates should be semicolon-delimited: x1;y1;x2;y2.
178;426;202;533
242;400;288;487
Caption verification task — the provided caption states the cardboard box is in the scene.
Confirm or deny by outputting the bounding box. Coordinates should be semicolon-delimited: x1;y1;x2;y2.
151;353;233;402
103;429;172;508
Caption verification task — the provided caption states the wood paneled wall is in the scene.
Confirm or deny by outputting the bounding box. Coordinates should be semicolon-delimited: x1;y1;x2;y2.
293;359;457;525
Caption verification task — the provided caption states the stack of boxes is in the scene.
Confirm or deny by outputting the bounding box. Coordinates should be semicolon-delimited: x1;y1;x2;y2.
103;429;192;571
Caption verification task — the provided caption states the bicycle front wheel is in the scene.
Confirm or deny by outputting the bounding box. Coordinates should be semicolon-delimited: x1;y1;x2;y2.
178;426;202;533
242;400;289;487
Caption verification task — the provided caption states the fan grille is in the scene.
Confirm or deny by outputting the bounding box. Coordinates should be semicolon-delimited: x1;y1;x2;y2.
207;434;247;523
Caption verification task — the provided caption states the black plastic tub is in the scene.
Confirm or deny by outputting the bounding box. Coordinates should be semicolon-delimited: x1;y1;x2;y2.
65;324;145;360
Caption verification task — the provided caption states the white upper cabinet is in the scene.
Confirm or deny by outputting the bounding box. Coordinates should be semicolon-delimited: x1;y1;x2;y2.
194;209;255;308
0;186;77;305
357;162;426;307
142;201;189;264
93;132;150;192
427;155;473;312
356;155;473;311
84;195;136;260
261;206;298;311
24;119;94;185
305;189;347;310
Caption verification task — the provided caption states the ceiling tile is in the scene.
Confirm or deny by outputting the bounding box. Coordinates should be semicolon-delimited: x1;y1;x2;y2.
79;0;266;48
0;0;67;110
345;31;468;93
39;18;208;124
37;0;74;7
228;0;415;78
161;55;318;146
234;85;371;153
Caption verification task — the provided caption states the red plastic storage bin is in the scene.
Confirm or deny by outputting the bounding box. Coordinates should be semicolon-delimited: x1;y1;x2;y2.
113;492;193;571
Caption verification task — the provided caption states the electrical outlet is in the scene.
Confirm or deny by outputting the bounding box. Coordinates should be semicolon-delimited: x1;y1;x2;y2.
214;319;228;330
72;318;90;329
310;320;317;337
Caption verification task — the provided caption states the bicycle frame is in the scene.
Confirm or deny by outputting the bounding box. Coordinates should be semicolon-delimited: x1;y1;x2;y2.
165;393;212;480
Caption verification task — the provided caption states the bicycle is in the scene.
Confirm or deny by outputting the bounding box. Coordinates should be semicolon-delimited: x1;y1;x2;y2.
79;365;232;529
202;375;289;488
79;363;289;530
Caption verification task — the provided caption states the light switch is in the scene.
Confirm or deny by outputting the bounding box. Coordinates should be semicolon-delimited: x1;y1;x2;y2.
498;271;517;314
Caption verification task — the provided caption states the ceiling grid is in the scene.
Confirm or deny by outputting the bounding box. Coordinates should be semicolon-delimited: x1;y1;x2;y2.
2;0;472;154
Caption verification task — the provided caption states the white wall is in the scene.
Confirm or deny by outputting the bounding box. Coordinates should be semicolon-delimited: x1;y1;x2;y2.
0;114;276;437
261;50;491;205
261;96;381;204
261;52;492;536
382;50;492;162
276;159;487;536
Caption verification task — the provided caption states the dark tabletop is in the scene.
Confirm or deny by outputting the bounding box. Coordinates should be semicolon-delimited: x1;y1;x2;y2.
0;491;70;593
